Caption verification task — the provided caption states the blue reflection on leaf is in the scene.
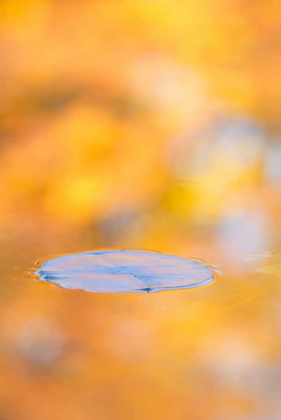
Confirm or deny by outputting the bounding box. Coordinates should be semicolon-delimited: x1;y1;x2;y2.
36;250;214;293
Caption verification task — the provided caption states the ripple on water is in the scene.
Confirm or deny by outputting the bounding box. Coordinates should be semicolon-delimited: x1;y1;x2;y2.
35;250;214;293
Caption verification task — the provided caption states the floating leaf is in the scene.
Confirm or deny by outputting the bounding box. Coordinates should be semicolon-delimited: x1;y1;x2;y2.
35;250;214;293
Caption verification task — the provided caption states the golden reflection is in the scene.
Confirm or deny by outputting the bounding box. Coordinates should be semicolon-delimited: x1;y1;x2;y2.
0;0;280;419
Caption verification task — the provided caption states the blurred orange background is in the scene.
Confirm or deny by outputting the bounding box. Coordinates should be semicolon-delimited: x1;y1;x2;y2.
0;1;281;419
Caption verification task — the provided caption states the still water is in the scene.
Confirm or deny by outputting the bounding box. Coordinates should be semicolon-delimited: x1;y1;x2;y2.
1;210;281;420
0;0;280;417
1;116;281;420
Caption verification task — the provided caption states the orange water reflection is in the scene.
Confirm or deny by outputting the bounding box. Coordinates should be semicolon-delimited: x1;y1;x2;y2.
0;0;281;419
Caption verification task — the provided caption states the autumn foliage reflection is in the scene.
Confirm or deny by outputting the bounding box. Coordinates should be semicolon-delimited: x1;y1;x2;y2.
0;0;281;419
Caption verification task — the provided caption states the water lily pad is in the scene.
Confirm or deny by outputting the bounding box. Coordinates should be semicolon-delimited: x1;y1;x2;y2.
35;250;214;293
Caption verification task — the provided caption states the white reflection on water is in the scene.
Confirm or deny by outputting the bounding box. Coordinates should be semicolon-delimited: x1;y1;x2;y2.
217;210;270;263
168;116;266;180
215;117;265;171
17;317;66;369
265;141;281;188
206;337;264;394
